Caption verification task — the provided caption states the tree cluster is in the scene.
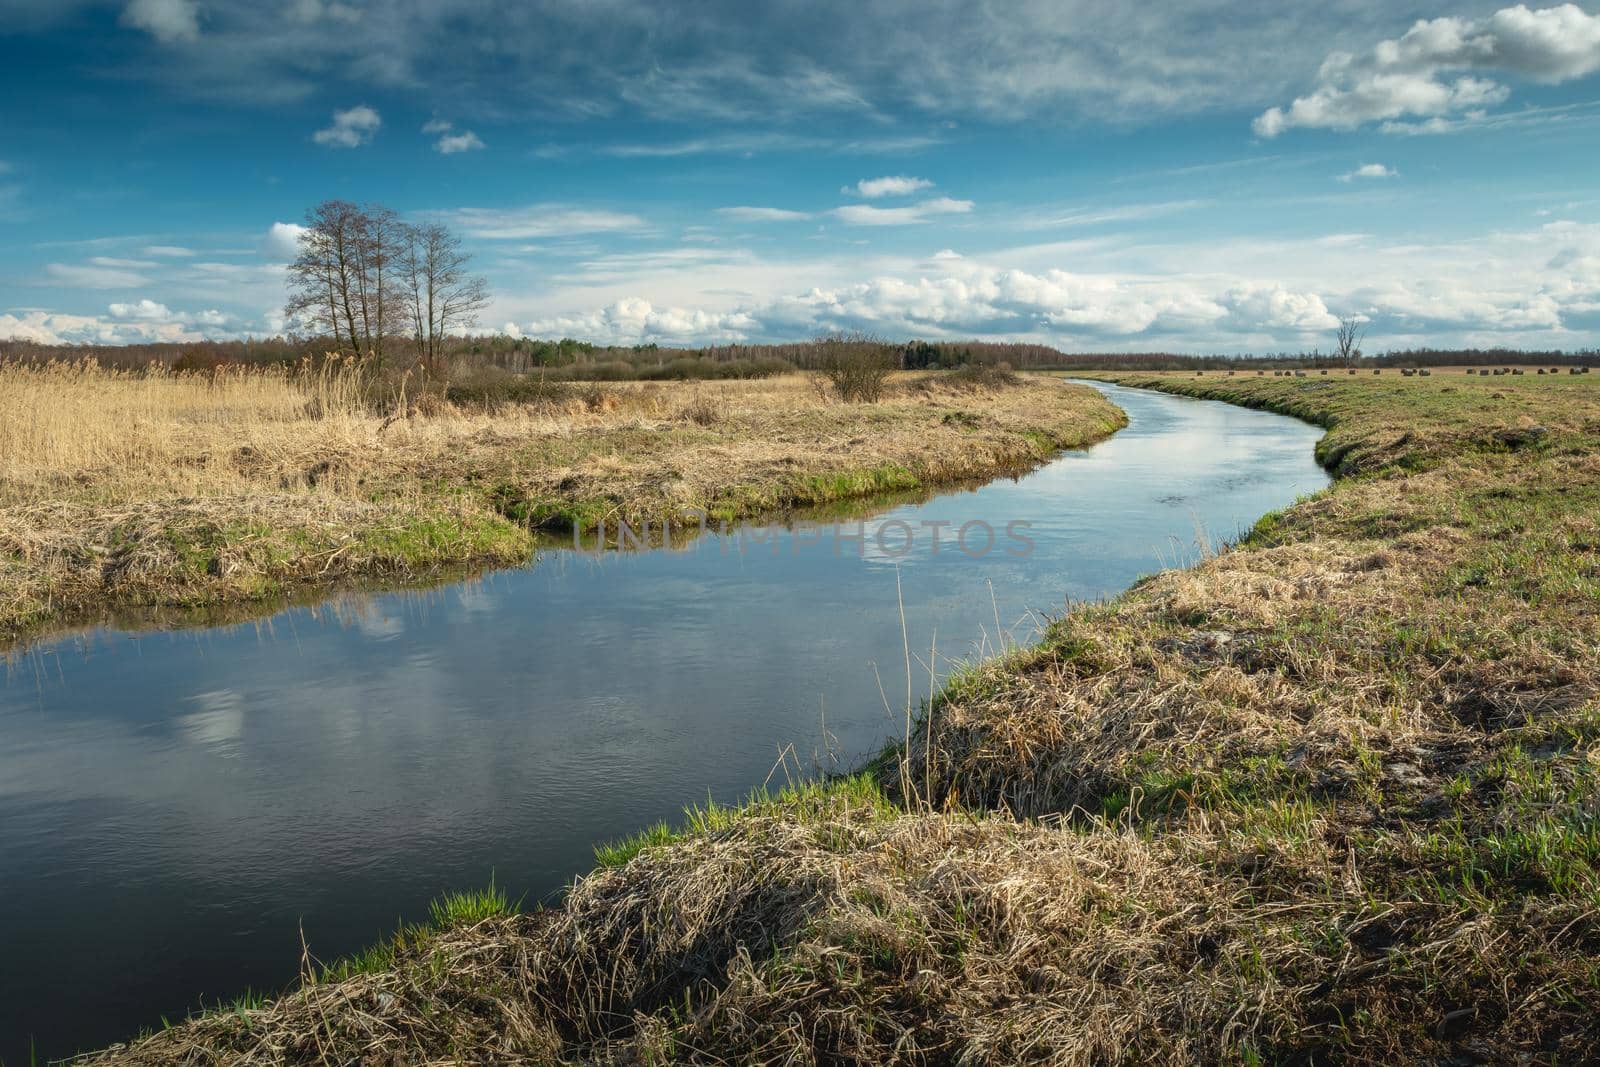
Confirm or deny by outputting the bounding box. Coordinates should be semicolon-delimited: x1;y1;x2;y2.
283;200;489;377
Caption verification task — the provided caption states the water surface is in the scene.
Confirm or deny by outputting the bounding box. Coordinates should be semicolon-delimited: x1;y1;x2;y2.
0;382;1328;1060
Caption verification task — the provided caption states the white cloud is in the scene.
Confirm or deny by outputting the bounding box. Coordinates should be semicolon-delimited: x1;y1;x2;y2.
313;105;381;148
288;0;360;22
261;222;307;260
1255;4;1600;137
89;255;158;269
832;197;973;226
143;245;196;257
421;117;453;135
1338;163;1398;182
44;262;149;288
716;206;812;222
439;204;650;239
494;217;1600;350
575;132;945;158
546;247;761;287
0;307;234;345
846;175;934;198
108;298;174;320
434;130;486;154
512;261;1338;347
120;0;200;43
518;298;758;345
1223;284;1340;332
1019;199;1207;230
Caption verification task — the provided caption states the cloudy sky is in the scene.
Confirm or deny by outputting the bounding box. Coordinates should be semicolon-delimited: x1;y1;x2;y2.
2;0;1598;352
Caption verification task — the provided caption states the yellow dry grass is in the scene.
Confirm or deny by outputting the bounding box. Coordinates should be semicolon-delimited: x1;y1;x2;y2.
0;360;1124;645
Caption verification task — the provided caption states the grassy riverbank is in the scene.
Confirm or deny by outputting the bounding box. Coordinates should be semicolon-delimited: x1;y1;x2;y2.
81;372;1600;1064
0;363;1122;648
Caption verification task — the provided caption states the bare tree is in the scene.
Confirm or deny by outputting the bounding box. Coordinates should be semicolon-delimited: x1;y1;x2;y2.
399;221;490;379
286;202;485;374
284;200;411;366
351;204;406;368
285;200;365;358
1335;316;1367;367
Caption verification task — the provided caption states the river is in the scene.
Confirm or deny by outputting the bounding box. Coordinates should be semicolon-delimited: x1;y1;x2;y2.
0;382;1328;1060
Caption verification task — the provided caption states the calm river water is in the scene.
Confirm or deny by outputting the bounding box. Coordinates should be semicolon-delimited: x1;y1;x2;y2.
0;382;1328;1060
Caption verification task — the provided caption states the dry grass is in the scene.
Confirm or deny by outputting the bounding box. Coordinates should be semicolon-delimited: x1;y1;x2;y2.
83;371;1600;1066
0;361;1123;646
78;790;1600;1066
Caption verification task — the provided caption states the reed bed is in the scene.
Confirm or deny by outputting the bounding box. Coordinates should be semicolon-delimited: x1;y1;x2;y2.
0;360;1124;645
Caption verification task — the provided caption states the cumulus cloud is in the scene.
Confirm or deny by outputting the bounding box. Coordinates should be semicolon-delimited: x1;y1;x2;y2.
832;197;973;226
261;221;307;260
422;118;485;153
716;206;812;222
511;260;1350;347
1338;163;1398;182
1222;284;1340;332
435;130;486;154
504;216;1600;348
108;298;174;320
0;305;236;345
1255;4;1600;137
518;298;758;344
846;175;934;198
120;0;200;43
313;105;381;148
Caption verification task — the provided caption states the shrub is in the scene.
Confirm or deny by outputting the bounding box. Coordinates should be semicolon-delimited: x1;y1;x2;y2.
814;332;896;402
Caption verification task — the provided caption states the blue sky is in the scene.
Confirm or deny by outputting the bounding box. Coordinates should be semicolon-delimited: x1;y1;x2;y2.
2;0;1598;352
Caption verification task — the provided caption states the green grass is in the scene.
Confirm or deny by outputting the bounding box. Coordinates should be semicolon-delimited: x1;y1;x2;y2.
594;774;896;868
429;880;515;927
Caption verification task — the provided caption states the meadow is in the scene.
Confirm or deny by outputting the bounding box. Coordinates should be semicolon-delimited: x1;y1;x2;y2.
74;369;1600;1065
0;359;1124;647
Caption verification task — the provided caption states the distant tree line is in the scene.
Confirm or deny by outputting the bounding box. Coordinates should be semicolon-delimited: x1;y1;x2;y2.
6;329;1593;379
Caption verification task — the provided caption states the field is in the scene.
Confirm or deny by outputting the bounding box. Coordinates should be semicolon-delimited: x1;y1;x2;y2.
0;361;1124;648
71;369;1600;1065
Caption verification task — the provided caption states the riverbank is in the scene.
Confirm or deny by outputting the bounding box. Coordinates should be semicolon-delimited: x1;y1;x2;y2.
0;364;1124;648
79;372;1600;1064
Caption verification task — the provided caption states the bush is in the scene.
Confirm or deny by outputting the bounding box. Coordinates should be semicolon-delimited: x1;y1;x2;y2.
815;332;896;402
